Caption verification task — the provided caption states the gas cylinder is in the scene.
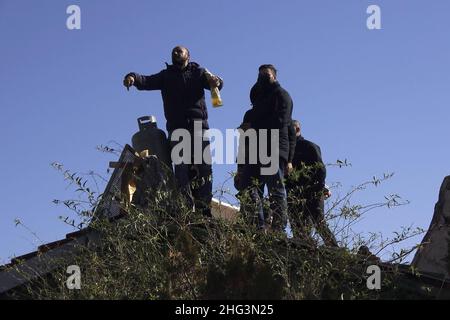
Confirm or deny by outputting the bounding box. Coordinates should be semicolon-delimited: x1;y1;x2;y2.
131;116;172;168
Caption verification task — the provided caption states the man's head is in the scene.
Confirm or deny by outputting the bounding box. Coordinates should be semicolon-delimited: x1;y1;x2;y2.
172;46;190;68
292;120;301;137
258;64;277;84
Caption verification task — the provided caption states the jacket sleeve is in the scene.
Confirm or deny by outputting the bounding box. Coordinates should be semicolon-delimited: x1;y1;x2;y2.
274;90;293;129
126;71;163;91
242;109;253;124
200;68;224;91
311;144;326;191
288;121;297;163
249;84;257;106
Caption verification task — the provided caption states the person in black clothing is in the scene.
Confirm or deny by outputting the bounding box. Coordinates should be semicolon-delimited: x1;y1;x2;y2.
244;64;295;232
234;108;264;226
123;46;223;217
234;108;254;192
286;119;297;175
286;120;338;247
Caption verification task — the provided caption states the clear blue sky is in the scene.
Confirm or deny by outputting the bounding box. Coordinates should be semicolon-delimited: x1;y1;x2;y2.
1;0;449;263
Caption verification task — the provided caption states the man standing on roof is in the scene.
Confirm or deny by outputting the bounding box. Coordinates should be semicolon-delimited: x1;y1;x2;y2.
123;46;223;217
246;64;295;232
285;120;338;247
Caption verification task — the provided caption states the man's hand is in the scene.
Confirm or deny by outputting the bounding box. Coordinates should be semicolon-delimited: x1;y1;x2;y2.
204;70;221;88
285;162;293;176
324;185;332;199
208;75;221;88
123;75;135;91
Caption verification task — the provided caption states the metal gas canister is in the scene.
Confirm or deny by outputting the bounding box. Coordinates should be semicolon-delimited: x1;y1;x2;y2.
131;116;172;168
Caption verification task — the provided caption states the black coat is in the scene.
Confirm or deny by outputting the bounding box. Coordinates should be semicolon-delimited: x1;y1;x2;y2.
291;136;326;192
287;121;297;163
249;81;294;162
236;109;258;169
127;62;223;132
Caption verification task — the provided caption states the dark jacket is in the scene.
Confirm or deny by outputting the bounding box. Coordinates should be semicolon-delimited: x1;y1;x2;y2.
249;81;293;162
237;109;254;167
234;109;257;191
287;121;297;163
291;136;326;192
126;62;223;132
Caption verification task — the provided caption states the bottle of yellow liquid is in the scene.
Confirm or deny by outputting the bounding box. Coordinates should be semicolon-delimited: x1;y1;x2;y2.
211;87;223;107
205;69;223;108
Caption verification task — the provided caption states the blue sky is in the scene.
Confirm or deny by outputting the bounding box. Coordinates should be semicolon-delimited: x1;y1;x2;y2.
1;0;449;263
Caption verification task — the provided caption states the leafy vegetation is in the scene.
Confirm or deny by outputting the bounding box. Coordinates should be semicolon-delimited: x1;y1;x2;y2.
8;153;427;299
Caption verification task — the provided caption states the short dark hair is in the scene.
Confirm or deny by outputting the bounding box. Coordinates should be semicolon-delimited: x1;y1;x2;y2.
258;64;277;76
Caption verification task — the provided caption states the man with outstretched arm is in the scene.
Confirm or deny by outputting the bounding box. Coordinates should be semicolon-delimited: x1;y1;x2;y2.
123;46;223;217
